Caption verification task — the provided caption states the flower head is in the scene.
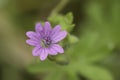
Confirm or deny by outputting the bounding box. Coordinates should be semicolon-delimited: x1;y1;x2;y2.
26;22;67;61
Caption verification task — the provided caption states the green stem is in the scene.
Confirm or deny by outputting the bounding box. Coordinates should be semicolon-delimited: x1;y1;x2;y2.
50;0;69;16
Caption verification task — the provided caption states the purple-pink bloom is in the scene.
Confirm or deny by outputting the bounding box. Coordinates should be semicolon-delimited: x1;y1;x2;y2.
26;22;67;61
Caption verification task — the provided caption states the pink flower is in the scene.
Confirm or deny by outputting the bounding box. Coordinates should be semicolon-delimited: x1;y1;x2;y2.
26;22;67;61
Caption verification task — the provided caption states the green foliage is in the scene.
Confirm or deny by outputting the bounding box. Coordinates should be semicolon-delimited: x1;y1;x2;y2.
67;34;79;44
28;60;56;73
44;71;63;80
48;12;75;32
66;32;114;63
85;0;120;45
78;65;113;80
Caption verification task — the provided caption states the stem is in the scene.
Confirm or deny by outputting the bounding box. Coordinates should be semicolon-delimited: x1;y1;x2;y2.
50;0;69;16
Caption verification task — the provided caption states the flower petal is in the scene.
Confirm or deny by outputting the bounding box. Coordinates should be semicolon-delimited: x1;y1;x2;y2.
44;22;51;30
51;44;64;53
26;31;40;41
50;25;61;37
40;48;48;61
26;39;38;46
35;23;43;32
43;22;52;36
32;46;41;56
52;31;67;43
48;47;57;55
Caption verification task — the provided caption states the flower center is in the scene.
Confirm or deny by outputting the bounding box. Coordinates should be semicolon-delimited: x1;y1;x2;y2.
41;37;51;47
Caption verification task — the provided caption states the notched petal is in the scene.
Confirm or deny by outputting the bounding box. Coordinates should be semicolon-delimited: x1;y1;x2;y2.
50;25;61;36
52;31;67;43
26;31;34;37
32;47;41;56
40;48;48;61
35;23;43;32
51;44;64;53
44;21;51;30
26;39;38;46
48;47;57;55
26;31;39;41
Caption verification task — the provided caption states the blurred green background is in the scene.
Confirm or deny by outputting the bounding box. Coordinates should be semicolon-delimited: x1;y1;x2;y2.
0;0;120;80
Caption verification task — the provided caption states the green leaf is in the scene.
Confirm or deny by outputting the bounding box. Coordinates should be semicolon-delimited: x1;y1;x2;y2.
66;72;79;80
65;12;73;24
48;12;75;32
68;34;79;44
27;60;57;73
54;54;69;65
44;71;63;80
66;32;113;63
78;65;113;80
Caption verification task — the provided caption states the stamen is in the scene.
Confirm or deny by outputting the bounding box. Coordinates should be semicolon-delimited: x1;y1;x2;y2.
40;37;51;47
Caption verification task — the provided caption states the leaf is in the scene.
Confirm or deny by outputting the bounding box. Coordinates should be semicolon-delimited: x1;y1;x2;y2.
65;12;73;24
68;34;79;44
67;72;79;80
78;65;113;80
63;63;80;80
43;71;63;80
27;60;57;73
48;12;75;32
66;32;113;63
